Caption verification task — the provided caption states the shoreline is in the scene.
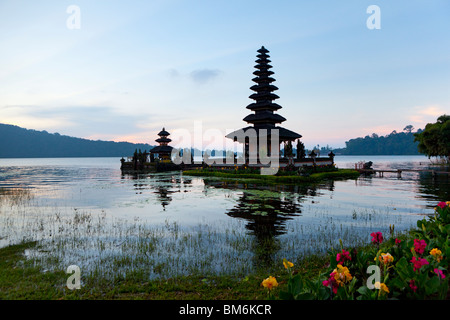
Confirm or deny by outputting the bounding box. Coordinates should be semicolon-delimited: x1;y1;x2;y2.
182;168;361;184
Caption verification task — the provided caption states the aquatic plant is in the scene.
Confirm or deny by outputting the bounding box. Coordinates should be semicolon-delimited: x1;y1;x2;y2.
274;200;450;300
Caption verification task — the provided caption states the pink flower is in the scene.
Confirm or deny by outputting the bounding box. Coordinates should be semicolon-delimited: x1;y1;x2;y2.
395;238;402;245
437;201;447;209
322;271;338;294
413;239;427;255
336;250;351;264
409;279;418;293
434;268;446;279
370;232;383;244
410;256;429;271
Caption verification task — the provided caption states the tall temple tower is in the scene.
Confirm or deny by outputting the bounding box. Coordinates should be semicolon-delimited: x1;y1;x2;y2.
226;46;302;163
150;127;173;161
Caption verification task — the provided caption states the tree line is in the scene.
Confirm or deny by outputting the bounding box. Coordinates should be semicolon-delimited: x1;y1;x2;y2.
2;116;448;160
0;123;153;158
335;125;422;155
414;115;450;163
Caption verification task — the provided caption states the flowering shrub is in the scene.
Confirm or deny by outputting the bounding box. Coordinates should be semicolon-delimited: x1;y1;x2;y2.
336;249;352;265
413;239;427;255
371;232;384;245
410;256;429;272
274;200;449;300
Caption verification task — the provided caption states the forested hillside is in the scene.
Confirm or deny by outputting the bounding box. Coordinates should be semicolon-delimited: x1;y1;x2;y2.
0;123;153;158
335;126;422;155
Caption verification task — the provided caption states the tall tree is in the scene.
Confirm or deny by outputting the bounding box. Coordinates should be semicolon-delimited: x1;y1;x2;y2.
414;115;450;163
296;140;306;159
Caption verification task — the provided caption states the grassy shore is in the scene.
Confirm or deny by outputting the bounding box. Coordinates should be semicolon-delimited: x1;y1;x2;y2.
182;168;360;184
0;241;328;300
1;211;447;300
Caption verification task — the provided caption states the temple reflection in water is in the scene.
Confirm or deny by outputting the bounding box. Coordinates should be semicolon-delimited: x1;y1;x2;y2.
204;179;335;269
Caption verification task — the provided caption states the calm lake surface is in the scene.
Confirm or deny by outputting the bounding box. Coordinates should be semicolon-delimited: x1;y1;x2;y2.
0;155;449;278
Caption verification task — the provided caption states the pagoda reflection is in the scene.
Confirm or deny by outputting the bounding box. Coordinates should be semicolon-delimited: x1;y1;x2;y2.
121;172;192;210
203;179;330;269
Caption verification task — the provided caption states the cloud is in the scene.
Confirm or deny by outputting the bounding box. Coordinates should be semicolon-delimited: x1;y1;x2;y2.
0;105;152;142
189;69;223;84
167;68;180;78
408;105;448;126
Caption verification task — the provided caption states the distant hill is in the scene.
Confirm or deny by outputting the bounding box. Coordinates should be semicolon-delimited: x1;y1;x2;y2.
0;123;154;158
332;127;422;155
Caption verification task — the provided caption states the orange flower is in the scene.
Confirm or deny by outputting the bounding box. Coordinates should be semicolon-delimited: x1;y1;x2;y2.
283;258;294;269
333;265;352;285
261;276;278;291
375;282;389;294
430;248;443;262
376;252;394;265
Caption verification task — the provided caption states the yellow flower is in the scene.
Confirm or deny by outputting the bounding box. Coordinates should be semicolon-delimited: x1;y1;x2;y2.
377;252;394;265
283;258;294;269
261;276;278;290
333;265;352;285
375;282;389;294
430;248;443;262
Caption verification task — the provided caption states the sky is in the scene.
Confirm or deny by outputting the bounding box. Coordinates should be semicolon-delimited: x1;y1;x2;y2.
0;0;449;150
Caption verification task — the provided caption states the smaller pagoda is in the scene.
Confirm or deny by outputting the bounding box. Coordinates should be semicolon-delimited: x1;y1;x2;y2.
150;128;173;161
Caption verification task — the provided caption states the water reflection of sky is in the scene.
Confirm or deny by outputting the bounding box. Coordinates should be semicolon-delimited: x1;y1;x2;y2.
0;156;447;222
0;156;448;276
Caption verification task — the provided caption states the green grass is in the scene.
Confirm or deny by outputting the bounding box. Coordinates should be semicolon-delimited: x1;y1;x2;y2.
183;168;360;185
0;241;328;300
0;241;68;299
0;227;434;300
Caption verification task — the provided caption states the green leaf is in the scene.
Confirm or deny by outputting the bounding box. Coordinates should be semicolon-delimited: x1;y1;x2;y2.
348;277;358;293
395;256;414;279
279;291;294;300
445;224;450;235
295;292;315;300
357;285;371;297
287;274;302;296
425;276;440;295
318;287;330;300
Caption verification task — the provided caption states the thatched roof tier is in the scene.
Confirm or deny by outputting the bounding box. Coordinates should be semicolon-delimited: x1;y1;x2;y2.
226;126;301;142
150;145;173;154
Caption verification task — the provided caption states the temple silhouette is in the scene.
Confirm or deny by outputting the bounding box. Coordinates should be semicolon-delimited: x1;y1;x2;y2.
121;46;334;172
224;46;333;169
150;128;173;161
226;46;302;163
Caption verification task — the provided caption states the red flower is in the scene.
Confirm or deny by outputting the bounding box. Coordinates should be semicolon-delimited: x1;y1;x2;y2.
322;271;338;294
336;250;351;264
370;232;383;244
437;201;447;209
409;279;418;293
434;268;446;279
395;238;402;245
413;239;427;255
410;256;429;271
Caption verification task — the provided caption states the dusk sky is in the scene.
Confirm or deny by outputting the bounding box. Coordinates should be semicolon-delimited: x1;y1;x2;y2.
1;0;449;150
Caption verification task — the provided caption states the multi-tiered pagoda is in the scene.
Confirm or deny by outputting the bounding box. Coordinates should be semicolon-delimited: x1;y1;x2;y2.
150;127;173;161
226;46;302;163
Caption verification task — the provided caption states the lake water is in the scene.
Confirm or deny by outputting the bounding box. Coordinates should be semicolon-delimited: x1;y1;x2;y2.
0;155;449;279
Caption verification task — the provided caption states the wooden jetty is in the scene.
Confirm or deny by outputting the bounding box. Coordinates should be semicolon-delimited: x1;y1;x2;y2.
356;168;450;178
